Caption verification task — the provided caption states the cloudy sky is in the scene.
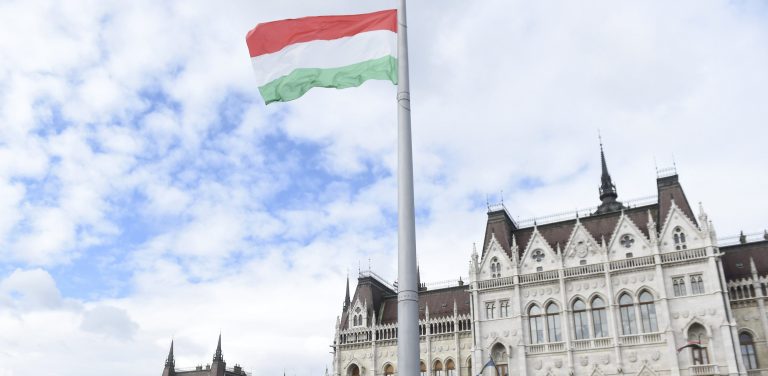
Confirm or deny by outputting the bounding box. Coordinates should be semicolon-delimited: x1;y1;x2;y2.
1;0;767;375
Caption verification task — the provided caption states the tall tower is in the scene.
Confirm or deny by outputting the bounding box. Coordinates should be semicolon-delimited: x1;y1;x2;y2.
595;139;625;214
211;334;226;376
162;340;175;376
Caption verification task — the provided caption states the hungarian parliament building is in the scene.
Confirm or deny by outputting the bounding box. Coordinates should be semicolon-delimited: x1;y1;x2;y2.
331;148;768;376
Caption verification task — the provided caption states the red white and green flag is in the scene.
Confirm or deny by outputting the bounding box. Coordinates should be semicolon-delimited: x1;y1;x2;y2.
246;9;398;105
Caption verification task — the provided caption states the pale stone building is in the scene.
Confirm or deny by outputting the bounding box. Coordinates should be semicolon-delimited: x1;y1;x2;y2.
331;147;768;376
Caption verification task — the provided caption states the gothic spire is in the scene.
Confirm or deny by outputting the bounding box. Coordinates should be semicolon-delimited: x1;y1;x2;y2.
595;137;624;214
165;340;175;368
343;274;351;310
213;334;224;362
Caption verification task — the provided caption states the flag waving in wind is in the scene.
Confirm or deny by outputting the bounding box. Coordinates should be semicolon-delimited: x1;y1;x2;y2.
246;9;398;104
477;357;499;376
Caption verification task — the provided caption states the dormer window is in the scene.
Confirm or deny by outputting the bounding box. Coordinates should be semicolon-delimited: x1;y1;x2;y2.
353;307;364;327
491;257;502;278
673;227;687;250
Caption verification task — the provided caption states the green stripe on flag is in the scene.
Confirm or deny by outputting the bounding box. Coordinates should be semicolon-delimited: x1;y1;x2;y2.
258;55;397;104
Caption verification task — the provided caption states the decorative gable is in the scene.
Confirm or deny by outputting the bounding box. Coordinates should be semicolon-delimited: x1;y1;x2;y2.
348;299;368;328
607;212;653;260
520;228;559;274
479;233;515;280
562;220;603;268
658;200;704;252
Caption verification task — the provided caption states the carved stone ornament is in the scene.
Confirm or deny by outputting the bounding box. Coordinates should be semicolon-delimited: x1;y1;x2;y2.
708;309;716;316
601;355;609;365
484;334;489;339
547;287;553;295
672;312;680;319
555;359;563;368
628;352;637;363
534;360;543;370
512;329;518;336
568;285;574;292
580;357;589;367
682;312;690;319
652;351;661;361
649;275;654;281
555;287;560;293
504;330;510;337
640;275;646;282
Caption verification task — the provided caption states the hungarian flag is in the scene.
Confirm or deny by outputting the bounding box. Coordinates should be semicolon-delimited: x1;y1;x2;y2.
246;9;397;105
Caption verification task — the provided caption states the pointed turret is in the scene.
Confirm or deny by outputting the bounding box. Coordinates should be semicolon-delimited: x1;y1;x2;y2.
595;139;625;214
213;334;223;362
211;334;225;376
162;340;176;376
343;275;351;311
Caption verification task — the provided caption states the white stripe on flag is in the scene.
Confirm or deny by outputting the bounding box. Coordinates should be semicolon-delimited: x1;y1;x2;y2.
250;29;396;87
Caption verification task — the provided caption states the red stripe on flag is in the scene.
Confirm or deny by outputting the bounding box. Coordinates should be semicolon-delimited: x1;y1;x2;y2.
246;9;396;57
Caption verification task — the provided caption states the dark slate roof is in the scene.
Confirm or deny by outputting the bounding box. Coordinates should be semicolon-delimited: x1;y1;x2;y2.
482;174;696;260
721;240;768;281
341;275;470;329
379;285;471;324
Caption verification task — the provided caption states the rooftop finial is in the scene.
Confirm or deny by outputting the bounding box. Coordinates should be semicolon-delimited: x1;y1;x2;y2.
595;135;624;214
165;340;175;368
343;273;351;311
213;333;223;362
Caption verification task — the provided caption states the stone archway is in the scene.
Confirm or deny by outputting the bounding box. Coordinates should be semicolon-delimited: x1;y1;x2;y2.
347;364;360;376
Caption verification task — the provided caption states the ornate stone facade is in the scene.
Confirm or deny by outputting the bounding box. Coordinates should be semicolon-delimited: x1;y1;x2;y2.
331;151;767;376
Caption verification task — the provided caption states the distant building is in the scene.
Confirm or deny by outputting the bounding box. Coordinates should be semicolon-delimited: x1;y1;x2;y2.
161;335;248;376
331;145;768;376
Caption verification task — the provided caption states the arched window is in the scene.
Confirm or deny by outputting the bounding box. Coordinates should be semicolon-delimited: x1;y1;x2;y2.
740;332;758;369
572;299;589;340
546;303;562;342
591;297;609;338
673;277;687;297
673;227;687;250
528;305;544;344
491;257;501;279
639;291;658;332
688;323;709;365
384;364;395;376
466;358;472;376
420;362;427;376
619;293;637;335
433;360;444;376
446;360;456;376
348;364;360;376
491;343;508;376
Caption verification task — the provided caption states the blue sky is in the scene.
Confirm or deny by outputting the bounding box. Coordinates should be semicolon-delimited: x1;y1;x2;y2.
1;1;767;375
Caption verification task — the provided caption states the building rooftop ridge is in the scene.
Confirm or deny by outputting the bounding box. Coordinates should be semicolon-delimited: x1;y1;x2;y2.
514;194;658;228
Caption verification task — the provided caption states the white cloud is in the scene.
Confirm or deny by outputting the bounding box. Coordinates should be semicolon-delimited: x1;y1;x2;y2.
0;0;766;375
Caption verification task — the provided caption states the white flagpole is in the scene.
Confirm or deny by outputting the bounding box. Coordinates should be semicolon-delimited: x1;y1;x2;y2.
396;1;419;376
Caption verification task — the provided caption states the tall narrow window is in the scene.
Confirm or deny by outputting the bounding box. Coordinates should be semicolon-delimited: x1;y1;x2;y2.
572;299;589;340
491;344;508;376
591;297;609;338
638;291;658;332
491;257;501;278
421;362;427;376
690;275;704;295
486;302;495;319
384;365;395;376
499;300;510;318
673;227;687;250
529;305;544;344
446;360;456;376
434;361;444;376
619;293;637;335
546;303;562;342
740;332;758;370
689;323;709;365
673;277;687;297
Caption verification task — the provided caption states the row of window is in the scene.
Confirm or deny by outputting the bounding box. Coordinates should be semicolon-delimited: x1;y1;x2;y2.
521;292;658;343
485;300;510;319
672;274;705;297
